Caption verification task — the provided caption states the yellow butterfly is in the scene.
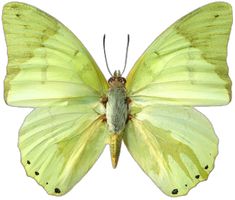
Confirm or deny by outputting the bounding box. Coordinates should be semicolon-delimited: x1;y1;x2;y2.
3;1;232;197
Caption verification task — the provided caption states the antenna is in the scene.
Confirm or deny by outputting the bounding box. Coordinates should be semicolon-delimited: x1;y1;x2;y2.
122;34;130;75
103;34;112;76
103;34;130;76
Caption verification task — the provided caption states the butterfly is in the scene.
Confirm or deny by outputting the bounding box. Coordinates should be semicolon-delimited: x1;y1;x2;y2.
3;1;232;197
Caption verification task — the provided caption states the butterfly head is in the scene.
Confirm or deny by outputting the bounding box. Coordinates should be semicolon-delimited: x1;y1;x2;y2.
108;70;126;88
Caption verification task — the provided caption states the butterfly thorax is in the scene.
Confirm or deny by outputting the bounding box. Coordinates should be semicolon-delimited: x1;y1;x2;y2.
106;70;128;133
106;70;129;168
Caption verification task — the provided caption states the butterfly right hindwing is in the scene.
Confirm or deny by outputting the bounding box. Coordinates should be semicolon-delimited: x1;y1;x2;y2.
124;105;218;196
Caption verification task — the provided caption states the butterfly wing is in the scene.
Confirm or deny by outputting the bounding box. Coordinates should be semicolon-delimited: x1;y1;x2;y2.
126;2;232;106
124;105;217;196
3;2;108;107
124;2;231;196
19;101;108;195
3;2;109;195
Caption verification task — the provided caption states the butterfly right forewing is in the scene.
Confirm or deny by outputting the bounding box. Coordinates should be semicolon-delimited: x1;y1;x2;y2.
126;2;232;107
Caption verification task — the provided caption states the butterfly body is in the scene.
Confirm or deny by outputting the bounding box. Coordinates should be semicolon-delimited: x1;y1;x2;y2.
106;70;129;167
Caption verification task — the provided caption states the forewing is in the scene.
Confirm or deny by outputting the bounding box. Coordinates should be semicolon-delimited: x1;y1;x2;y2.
124;105;218;196
19;101;108;195
126;2;232;106
3;2;108;107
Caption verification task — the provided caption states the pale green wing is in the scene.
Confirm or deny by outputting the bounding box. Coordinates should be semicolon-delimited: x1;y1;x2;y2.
126;2;232;106
124;105;218;196
3;2;108;107
19;101;107;196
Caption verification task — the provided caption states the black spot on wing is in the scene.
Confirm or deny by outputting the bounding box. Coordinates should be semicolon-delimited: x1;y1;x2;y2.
195;175;200;179
185;184;188;187
26;160;31;165
205;165;209;170
172;188;178;195
214;14;219;18
16;13;21;17
46;182;48;185
55;188;61;194
35;171;39;176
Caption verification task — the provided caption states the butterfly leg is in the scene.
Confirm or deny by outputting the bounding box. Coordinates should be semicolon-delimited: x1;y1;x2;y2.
125;97;132;105
126;97;132;123
100;96;108;108
126;114;133;122
100;114;107;122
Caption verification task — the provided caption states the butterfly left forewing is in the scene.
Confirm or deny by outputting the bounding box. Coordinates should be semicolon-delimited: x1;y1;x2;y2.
3;2;108;107
124;104;218;196
19;101;108;195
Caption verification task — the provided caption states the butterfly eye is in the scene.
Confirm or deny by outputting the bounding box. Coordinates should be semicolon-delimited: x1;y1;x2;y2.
108;77;115;84
118;77;126;84
121;78;126;84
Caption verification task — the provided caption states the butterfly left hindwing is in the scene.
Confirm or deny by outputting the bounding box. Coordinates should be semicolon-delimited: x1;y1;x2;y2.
19;101;108;195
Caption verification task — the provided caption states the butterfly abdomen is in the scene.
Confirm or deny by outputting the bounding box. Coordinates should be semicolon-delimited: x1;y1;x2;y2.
109;133;123;168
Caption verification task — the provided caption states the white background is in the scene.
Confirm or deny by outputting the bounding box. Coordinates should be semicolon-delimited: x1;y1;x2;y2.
0;0;234;199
